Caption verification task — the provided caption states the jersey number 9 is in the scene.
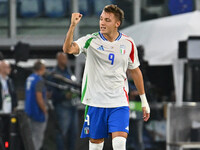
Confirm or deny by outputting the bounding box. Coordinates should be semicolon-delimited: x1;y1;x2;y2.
108;53;115;65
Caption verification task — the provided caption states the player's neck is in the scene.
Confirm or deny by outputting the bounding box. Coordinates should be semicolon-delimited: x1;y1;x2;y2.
35;71;43;76
103;31;119;42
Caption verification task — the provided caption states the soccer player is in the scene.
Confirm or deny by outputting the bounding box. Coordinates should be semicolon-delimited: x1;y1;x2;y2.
62;4;150;150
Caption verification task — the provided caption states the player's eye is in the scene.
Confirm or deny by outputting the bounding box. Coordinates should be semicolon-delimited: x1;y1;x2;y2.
105;18;111;22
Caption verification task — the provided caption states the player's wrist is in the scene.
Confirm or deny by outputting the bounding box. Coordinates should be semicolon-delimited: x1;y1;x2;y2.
70;24;76;28
139;93;150;113
140;93;147;105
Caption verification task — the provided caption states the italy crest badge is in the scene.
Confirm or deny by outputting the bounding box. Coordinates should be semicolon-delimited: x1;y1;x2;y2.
120;45;126;54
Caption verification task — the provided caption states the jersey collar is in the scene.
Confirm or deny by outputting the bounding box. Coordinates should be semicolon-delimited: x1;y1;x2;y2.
99;31;122;41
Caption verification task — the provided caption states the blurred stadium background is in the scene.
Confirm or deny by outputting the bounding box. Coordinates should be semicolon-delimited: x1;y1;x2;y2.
0;0;200;150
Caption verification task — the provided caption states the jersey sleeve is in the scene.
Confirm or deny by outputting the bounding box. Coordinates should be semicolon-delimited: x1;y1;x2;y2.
127;39;140;69
74;34;92;56
35;80;45;92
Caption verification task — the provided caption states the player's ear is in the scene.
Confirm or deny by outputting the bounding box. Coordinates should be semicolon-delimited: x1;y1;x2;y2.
115;21;120;28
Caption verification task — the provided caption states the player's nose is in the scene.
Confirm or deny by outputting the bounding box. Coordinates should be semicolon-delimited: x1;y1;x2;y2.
100;19;106;25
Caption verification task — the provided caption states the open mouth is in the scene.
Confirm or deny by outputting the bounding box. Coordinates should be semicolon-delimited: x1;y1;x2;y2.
100;27;106;30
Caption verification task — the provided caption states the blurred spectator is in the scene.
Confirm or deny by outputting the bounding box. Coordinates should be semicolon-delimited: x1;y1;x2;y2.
0;60;18;113
24;60;48;150
50;52;78;150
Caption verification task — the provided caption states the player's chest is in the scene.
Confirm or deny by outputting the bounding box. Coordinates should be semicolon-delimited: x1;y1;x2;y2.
89;41;131;64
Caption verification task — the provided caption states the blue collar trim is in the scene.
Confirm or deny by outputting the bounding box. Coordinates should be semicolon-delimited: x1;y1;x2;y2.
99;32;107;41
99;31;122;41
115;32;122;41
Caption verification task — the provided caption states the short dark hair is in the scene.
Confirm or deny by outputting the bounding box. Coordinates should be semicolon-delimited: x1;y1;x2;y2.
56;52;67;59
103;4;124;26
33;60;45;71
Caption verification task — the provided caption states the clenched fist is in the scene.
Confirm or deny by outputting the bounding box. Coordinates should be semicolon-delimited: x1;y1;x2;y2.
71;13;83;26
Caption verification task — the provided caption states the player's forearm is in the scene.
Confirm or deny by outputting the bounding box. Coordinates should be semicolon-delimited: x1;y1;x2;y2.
130;68;150;114
130;67;145;95
63;25;76;54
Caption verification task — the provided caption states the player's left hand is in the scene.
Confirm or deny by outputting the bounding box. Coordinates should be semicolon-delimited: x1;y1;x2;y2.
142;107;150;122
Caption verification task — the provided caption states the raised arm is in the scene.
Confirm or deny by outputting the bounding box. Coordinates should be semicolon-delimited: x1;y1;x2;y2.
128;67;150;121
63;13;82;54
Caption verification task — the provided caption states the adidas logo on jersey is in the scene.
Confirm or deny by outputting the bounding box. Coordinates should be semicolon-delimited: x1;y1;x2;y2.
125;126;129;131
97;45;104;51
